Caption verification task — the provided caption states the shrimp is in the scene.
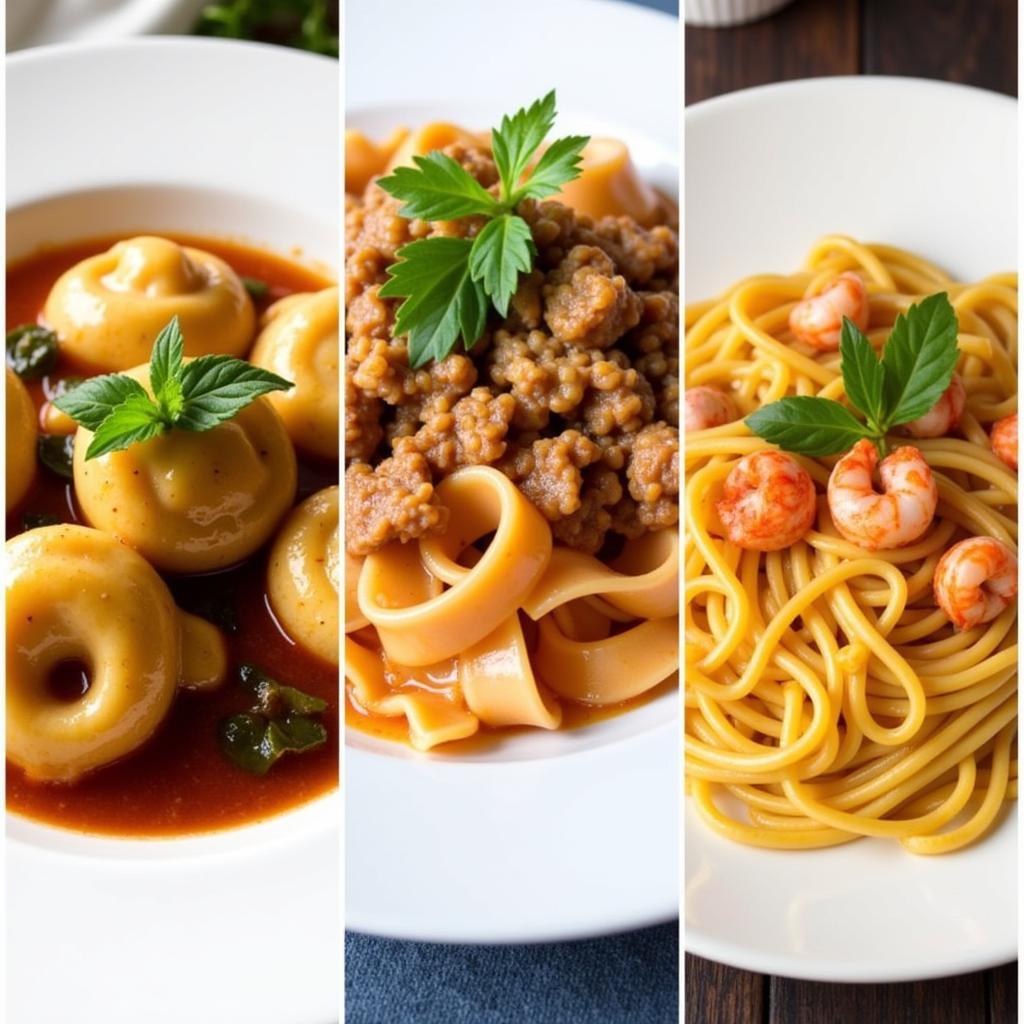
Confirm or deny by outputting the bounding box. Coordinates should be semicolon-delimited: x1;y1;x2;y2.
715;450;817;551
827;439;937;550
903;373;965;438
789;272;869;352
934;536;1017;630
990;412;1017;470
685;386;737;432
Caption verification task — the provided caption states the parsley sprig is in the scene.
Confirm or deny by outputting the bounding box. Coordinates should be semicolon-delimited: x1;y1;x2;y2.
377;91;589;368
746;292;960;457
54;317;292;460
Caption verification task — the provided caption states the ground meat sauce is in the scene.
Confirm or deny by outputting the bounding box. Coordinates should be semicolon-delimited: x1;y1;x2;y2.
345;142;679;558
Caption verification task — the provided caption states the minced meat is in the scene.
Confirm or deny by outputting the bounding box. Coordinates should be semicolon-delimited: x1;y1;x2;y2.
345;140;678;558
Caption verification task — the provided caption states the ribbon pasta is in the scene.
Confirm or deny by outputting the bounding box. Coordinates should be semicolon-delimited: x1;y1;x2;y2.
685;237;1018;853
346;466;679;750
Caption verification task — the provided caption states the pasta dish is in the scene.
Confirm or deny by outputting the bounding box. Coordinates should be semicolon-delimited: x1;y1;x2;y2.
344;96;680;750
685;236;1017;853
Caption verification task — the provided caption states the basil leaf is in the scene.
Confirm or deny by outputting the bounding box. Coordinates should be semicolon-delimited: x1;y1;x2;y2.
239;663;328;716
54;373;150;431
149;316;184;418
378;152;499;221
271;713;328;753
219;712;277;775
379;237;488;368
84;393;166;459
7;324;59;380
175;356;292;431
880;292;960;428
839;318;886;430
241;276;269;299
176;588;239;635
514;134;590;202
491;91;557;200
745;396;873;456
37;434;76;479
468;214;535;317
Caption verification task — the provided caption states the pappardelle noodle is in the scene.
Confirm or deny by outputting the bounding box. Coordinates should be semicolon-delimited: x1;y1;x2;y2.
685;236;1018;853
344;95;680;750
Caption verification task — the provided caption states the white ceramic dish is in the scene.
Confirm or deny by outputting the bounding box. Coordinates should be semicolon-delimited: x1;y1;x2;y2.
6;39;340;1024
685;76;1019;982
345;0;681;942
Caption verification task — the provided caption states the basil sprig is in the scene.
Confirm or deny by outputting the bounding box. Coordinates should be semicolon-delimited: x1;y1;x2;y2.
219;663;328;776
746;292;959;456
54;317;292;460
377;90;589;368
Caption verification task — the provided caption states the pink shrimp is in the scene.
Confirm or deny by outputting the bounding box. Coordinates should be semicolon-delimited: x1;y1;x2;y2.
685;386;737;432
990;412;1017;470
716;450;817;551
902;373;966;438
934;536;1017;630
789;272;870;352
827;439;937;550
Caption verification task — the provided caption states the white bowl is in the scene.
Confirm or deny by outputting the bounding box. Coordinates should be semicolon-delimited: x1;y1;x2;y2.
685;76;1018;982
6;38;339;1024
345;0;681;943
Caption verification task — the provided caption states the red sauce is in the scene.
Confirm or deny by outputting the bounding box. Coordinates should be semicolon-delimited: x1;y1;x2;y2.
6;235;338;836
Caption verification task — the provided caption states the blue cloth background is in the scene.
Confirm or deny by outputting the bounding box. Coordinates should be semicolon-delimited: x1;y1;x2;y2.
345;2;679;1021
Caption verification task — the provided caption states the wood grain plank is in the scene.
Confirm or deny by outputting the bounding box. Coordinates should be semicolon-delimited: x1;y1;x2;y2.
987;962;1019;1024
686;954;766;1024
862;0;1017;96
768;971;990;1024
685;0;860;105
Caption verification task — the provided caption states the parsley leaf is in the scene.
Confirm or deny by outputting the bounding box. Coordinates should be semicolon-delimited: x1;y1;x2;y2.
745;396;871;456
54;317;293;459
376;90;591;366
378;237;487;368
377;152;499;221
880;292;960;427
491;91;558;201
468;214;535;316
839;318;886;431
514;134;589;202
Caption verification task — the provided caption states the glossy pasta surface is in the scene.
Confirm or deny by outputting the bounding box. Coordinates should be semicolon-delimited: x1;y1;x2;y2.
685;237;1018;853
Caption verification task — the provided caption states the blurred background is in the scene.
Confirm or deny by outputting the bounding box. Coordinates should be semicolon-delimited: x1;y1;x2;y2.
6;0;338;54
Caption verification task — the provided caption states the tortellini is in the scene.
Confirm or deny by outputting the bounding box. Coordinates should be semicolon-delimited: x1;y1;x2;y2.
250;288;339;460
267;486;339;665
6;367;37;510
73;363;297;573
6;525;180;782
43;236;255;371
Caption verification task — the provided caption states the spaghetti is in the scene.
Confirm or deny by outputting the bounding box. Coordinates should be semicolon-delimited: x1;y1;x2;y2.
685;236;1018;853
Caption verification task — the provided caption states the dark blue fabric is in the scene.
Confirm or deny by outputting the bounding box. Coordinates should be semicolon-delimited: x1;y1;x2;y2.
345;923;679;1024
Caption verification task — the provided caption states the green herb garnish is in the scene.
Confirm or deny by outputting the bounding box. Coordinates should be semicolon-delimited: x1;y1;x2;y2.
219;663;328;775
746;292;959;457
54;317;292;460
195;0;338;57
377;90;589;368
37;434;75;479
242;276;270;299
21;511;61;531
6;324;59;379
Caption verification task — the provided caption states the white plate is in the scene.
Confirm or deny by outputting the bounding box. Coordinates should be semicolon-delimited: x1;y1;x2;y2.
345;0;681;943
685;76;1019;982
6;39;340;1024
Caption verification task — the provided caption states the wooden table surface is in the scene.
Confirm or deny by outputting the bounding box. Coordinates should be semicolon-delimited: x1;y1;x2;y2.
685;1;1018;1021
